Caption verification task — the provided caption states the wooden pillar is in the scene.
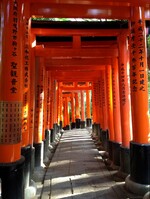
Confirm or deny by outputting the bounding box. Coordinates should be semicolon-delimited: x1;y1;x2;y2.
75;92;80;128
118;34;132;174
126;7;150;195
49;74;54;130
0;1;24;198
92;81;101;139
59;88;63;130
29;34;36;146
81;90;85;128
100;69;109;152
99;77;104;129
57;82;61;126
101;69;108;130
50;78;57;142
86;89;92;127
111;57;122;166
21;2;36;191
33;57;44;167
106;65;114;161
71;92;76;129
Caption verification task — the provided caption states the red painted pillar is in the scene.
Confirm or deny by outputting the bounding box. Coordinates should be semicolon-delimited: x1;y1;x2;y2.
81;90;86;128
49;74;54;131
100;69;109;151
34;57;44;167
92;81;101;139
0;1;24;198
126;7;150;195
118;34;132;174
52;79;58;138
92;83;96;125
59;88;63;130
50;78;57;142
21;2;36;191
99;77;104;129
71;92;76;129
75;92;81;128
86;90;92;127
29;34;36;146
106;65;115;161
111;57;122;166
101;69;108;130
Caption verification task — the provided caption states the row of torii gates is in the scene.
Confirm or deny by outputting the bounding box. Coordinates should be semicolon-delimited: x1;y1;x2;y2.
0;0;150;198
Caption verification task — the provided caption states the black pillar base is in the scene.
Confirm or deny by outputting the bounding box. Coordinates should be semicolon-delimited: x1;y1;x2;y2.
59;121;63;130
44;130;50;158
112;141;121;166
108;140;113;162
76;118;81;128
66;125;70;130
53;123;57;140
21;145;32;188
130;142;150;184
71;122;76;129
30;147;35;178
92;123;101;138
81;121;85;129
50;129;54;143
86;118;92;127
119;146;130;174
101;129;109;152
0;156;25;199
33;142;44;167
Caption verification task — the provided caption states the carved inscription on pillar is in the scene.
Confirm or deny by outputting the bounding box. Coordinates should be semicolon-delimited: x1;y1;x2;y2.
0;101;22;144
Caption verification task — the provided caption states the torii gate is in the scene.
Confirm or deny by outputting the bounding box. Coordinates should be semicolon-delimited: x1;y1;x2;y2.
0;0;150;198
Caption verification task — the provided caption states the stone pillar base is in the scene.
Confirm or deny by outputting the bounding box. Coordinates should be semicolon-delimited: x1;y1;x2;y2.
119;146;130;174
101;129;109;151
76;118;81;128
33;142;44;167
112;141;121;166
21;145;32;188
0;156;25;199
66;125;70;130
71;122;76;129
86;118;92;127
125;175;150;196
81;121;86;128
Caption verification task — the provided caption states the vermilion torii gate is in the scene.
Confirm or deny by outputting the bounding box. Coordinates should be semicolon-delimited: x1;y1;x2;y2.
0;0;150;198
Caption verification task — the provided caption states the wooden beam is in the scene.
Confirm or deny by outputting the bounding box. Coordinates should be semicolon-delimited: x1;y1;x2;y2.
45;65;106;71
37;41;117;48
30;3;150;19
60;86;92;90
45;58;111;68
52;71;101;81
30;0;150;6
31;28;128;37
34;46;118;57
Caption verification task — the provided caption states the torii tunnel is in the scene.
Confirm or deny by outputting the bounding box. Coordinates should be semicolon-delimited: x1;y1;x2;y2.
0;0;150;198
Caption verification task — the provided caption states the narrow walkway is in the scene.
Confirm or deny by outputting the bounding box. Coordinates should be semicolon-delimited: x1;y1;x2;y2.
37;129;142;199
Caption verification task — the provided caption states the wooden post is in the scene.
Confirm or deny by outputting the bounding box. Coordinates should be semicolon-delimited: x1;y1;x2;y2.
106;65;114;162
81;90;85;128
71;92;76;129
111;57;122;166
86;89;92;127
75;92;80;128
118;33;132;174
126;6;150;195
33;57;44;167
0;1;24;198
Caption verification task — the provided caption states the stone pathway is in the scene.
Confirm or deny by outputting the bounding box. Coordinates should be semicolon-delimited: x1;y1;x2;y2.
35;128;142;199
